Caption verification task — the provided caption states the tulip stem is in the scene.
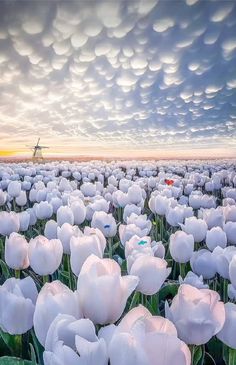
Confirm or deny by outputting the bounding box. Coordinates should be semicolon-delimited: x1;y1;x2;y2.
155;214;159;241
0;237;3;260
160;216;164;241
15;270;20;279
108;237;113;259
189;345;195;365
43;275;49;284
200;345;205;365
179;263;185;278
129;291;140;310
14;334;22;358
151;292;160;314
223;279;228;303
67;254;73;290
229;347;236;365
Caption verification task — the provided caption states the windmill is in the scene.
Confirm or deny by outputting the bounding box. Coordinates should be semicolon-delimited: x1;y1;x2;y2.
28;138;49;161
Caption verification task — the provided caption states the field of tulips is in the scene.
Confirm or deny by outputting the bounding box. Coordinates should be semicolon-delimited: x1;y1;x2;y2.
0;159;236;365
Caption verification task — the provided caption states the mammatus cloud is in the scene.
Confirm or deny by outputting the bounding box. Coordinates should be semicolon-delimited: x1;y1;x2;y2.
0;0;235;157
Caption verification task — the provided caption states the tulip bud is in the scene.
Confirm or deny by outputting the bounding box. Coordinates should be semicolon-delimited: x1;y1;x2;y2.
180;217;207;243
35;201;53;220
43;314;108;365
33;281;82;346
190;249;216;279
44;219;58;239
91;211;117;238
7;180;21;198
170;231;194;263
0;211;20;236
77;255;139;324
70;199;86;225
217;302;236;349
57;206;74;226
206;227;227;251
0;277;38;334
100;305;191;365
130;255;171;295
70;233;105;276
29;235;63;275
5;232;29;270
57;223;82;254
165;284;225;345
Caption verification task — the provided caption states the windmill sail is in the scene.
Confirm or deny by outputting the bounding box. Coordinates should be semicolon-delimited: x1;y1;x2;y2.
28;138;49;160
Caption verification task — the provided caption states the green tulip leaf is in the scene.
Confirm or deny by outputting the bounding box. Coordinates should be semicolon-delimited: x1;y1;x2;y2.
159;283;179;303
0;357;38;365
0;259;10;281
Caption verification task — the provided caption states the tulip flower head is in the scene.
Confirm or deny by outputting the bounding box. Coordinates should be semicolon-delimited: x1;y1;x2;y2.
165;284;225;345
77;255;139;324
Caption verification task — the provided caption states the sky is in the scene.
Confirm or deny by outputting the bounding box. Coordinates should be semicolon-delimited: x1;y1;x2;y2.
0;0;236;159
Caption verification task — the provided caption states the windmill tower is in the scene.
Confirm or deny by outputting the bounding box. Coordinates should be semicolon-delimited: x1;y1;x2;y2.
28;138;49;161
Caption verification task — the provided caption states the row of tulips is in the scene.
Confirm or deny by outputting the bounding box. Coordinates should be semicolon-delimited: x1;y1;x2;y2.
0;159;236;365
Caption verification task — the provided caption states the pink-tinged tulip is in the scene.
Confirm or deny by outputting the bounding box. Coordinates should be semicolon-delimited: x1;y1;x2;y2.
33;281;82;346
180;217;207;243
0;277;38;334
99;305;191;365
170;231;194;263
77;255;139;325
217;303;236;349
43;314;108;365
91;211;117;238
130;255;171;295
5;232;29;270
0;211;20;236
190;249;216;279
165;284;225;345
29;235;63;275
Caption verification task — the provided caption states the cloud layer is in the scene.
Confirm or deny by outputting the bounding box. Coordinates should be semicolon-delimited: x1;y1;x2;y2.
0;0;236;157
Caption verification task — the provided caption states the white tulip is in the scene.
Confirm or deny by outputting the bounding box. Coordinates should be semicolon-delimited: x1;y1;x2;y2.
29;235;63;275
33;281;82;346
5;232;29;270
0;277;38;334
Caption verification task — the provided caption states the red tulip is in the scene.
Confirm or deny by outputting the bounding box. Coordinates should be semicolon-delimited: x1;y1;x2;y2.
165;179;174;186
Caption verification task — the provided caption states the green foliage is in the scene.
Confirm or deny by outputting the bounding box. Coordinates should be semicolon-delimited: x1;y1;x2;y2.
0;357;38;365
